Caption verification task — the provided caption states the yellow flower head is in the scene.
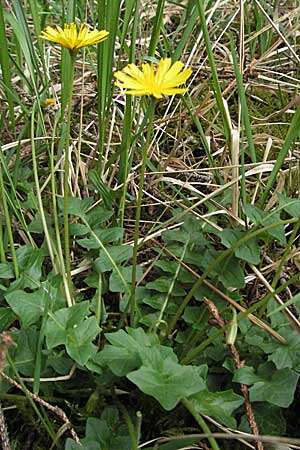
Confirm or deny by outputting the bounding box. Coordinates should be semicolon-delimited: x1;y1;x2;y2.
42;98;56;107
40;22;109;53
114;58;192;99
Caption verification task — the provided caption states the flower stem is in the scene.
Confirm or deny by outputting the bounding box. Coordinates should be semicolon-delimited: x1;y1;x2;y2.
130;99;156;326
50;113;73;307
63;54;76;294
0;164;18;277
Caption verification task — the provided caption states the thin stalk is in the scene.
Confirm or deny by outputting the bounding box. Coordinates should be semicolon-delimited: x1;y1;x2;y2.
183;95;222;184
31;105;57;273
130;99;156;326
97;0;121;173
0;205;5;262
181;398;221;450
135;411;142;447
81;217;130;295
259;104;300;206
271;220;300;289
118;0;140;226
231;38;256;163
63;54;76;294
156;239;189;332
33;289;49;395
95;273;103;325
118;96;133;228
148;0;166;57
195;0;231;141
50;114;73;307
119;402;139;450
0;1;15;131
0;165;19;278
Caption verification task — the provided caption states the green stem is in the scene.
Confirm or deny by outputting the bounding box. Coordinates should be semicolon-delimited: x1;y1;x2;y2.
33;289;49;395
31;105;57;273
119;402;139;450
272;220;300;289
259;104;300;206
0;205;5;263
195;0;231;142
118;95;133;228
50;113;73;307
63;53;76;294
0;163;19;277
130;99;156;326
181;398;221;450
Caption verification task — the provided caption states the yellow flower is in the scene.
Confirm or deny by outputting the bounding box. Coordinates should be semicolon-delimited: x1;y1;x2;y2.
42;98;56;107
40;22;109;53
114;58;192;99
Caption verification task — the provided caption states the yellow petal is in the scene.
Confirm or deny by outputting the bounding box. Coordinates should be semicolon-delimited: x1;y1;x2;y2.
114;58;192;98
40;22;108;51
155;58;172;85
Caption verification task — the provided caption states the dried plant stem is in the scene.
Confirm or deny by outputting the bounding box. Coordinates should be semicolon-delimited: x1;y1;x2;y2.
0;370;80;444
203;297;264;450
0;407;11;450
0;332;13;450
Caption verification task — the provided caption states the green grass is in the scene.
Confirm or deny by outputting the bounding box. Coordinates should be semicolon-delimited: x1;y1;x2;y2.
0;1;300;449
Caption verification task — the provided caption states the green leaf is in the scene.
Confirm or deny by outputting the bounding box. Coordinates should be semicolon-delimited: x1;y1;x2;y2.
268;332;300;370
77;228;124;249
239;403;286;435
99;327;159;376
88;169;115;209
243;204;285;243
65;440;99;450
47;353;74;375
13;328;38;376
217;255;245;288
127;348;205;410
146;277;186;296
233;365;264;384
67;340;98;367
219;229;260;264
69;223;89;236
0;308;16;331
0;263;15;279
85;205;114;228
268;293;300;317
243;204;264;224
278;193;300;218
28;211;53;233
82;413;132;450
66;317;100;366
15;246;44;288
249;368;299;407
263;214;286;243
66;196;94;219
46;302;91;349
5;289;46;327
109;265;142;292
85;353;104;375
190;390;244;428
94;245;133;272
46;308;70;349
